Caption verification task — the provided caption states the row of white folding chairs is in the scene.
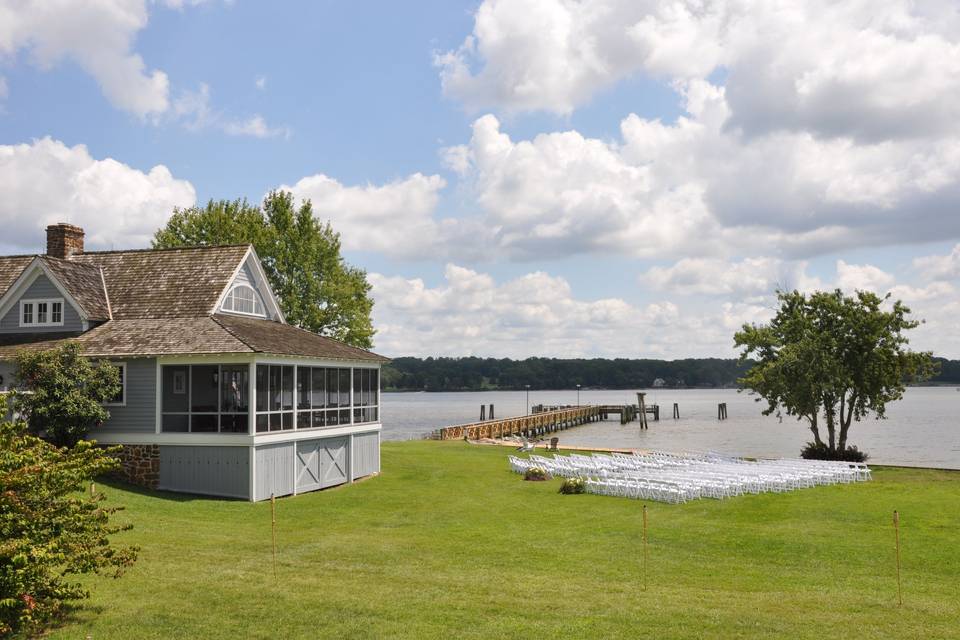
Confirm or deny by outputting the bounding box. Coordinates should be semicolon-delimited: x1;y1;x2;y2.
585;478;692;504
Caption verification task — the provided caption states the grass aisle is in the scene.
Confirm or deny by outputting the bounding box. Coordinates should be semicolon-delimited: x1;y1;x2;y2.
53;442;959;639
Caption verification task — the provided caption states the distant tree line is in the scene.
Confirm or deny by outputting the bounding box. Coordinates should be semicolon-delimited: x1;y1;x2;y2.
380;356;960;392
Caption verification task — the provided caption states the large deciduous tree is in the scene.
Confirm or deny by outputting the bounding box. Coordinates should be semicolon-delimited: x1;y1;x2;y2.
153;191;375;348
13;343;121;448
734;290;937;458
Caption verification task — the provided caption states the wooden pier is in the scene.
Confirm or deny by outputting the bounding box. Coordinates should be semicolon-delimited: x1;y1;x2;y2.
436;406;603;441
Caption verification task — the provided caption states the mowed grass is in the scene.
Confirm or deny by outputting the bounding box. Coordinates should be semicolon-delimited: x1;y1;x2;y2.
51;441;959;640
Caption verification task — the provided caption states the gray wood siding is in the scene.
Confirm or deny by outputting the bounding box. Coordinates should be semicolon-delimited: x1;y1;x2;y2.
352;431;380;479
97;358;157;433
254;442;295;501
0;274;84;333
159;445;249;499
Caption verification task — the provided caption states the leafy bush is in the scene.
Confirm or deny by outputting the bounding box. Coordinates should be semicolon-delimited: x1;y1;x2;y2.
559;477;586;494
0;396;138;636
524;467;549;481
12;343;121;447
800;441;869;462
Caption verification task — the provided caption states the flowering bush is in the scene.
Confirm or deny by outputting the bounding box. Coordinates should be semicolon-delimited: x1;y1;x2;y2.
559;477;586;494
523;467;549;481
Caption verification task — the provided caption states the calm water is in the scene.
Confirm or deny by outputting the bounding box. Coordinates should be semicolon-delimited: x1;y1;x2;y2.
381;387;960;469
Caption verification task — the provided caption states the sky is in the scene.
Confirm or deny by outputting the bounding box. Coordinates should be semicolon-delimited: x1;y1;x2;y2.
2;0;960;360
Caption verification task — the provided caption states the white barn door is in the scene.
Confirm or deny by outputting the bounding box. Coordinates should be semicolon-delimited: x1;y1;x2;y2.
321;437;348;488
296;441;321;492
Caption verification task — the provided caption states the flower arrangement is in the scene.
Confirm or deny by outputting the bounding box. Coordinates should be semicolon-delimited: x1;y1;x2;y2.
559;477;586;494
524;466;549;481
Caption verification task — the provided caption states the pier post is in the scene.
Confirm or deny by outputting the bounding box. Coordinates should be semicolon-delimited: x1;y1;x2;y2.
673;403;679;419
490;404;495;420
637;393;649;430
480;405;486;421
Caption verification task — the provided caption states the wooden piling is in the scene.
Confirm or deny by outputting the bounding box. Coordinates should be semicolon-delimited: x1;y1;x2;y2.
673;402;679;419
894;510;902;606
480;405;486;421
489;404;495;419
642;504;648;592
270;494;277;580
637;393;648;430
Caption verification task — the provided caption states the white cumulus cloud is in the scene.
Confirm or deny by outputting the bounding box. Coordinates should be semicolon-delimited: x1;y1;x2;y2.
0;0;170;117
279;172;448;257
0;137;196;252
370;264;729;358
439;0;960;142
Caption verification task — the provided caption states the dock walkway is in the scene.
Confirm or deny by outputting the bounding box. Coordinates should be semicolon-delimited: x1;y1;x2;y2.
436;406;602;441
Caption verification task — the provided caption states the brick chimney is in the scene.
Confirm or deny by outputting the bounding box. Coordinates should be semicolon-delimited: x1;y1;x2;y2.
46;223;85;259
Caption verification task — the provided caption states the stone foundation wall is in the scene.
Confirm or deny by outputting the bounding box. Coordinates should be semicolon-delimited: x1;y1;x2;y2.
112;444;160;489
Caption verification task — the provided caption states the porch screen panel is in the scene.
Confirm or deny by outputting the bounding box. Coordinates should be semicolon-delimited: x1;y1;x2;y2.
161;364;252;434
255;364;294;432
220;365;249;433
353;367;379;424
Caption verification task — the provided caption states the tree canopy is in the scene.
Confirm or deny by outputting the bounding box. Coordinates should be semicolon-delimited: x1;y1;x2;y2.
381;356;753;391
734;289;937;457
153;191;375;348
13;343;121;448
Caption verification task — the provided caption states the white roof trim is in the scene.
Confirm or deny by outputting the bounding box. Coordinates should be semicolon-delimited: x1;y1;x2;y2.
0;257;90;323
99;266;113;320
210;246;285;323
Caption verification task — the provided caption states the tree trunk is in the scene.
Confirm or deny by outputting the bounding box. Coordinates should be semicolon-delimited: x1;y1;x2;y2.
825;409;836;453
838;394;856;451
808;414;824;447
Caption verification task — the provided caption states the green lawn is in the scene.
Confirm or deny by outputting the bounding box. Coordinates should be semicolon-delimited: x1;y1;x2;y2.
51;442;959;639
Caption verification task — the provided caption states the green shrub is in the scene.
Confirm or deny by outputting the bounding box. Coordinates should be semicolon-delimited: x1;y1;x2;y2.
12;343;121;447
0;396;138;636
524;467;549;481
559;477;586;494
800;442;869;462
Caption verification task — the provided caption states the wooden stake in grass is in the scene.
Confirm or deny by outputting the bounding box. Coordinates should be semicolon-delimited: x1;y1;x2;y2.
89;482;96;498
642;504;648;592
271;494;278;581
893;510;902;607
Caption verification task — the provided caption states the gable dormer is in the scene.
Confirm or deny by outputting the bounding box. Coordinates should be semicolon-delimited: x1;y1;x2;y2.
215;247;284;322
0;258;96;333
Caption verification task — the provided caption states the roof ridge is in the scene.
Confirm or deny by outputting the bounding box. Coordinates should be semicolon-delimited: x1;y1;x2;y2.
211;313;256;351
77;243;251;255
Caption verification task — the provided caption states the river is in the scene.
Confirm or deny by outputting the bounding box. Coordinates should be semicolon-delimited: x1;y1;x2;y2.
380;387;960;469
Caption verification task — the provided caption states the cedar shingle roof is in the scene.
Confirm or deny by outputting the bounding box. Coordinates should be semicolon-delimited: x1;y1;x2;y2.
0;316;388;362
0;242;387;363
213;314;389;362
0;255;110;321
0;331;81;358
41;257;111;320
73;245;250;319
0;256;33;296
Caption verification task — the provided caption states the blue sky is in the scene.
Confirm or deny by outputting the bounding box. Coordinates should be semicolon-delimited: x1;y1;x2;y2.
2;0;960;359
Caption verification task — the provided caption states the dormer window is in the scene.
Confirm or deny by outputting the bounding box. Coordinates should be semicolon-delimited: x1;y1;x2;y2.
222;285;265;317
20;298;64;327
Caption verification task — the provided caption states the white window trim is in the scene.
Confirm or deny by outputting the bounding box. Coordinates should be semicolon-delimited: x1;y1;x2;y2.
104;361;127;407
19;297;65;327
220;284;267;318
